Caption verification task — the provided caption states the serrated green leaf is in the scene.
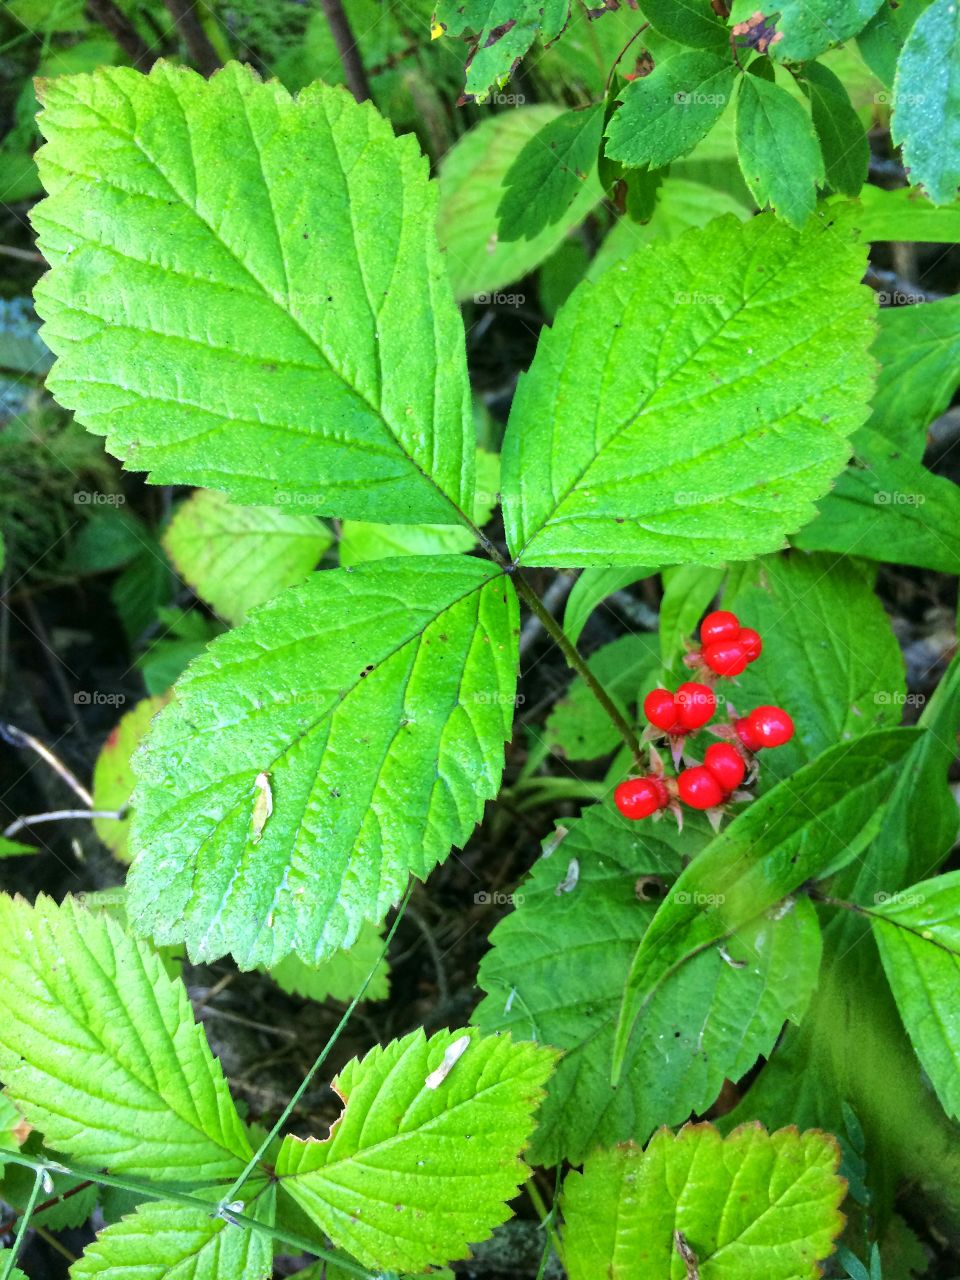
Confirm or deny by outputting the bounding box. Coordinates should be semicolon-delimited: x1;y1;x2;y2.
71;1191;275;1280
437;106;603;302
735;74;825;227
722;552;906;787
791;425;960;572
92;694;172;863
561;1124;846;1279
605;51;736;169
32;61;475;525
546;632;661;761
0;894;251;1180
501;209;874;567
870;870;960;1121
731;0;885;60
266;920;389;1003
275;1026;556;1272
498;105;603;242
563;566;657;645
614;727;919;1079
802;62;870;196
891;0;960;204
433;0;570;99
638;0;727;47
164;490;332;624
474;806;821;1165
2;1155;99;1229
129;556;518;968
793;296;960;572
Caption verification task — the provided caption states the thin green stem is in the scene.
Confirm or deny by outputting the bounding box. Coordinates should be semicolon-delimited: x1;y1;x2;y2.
0;1154;372;1278
512;571;645;766
1;1165;44;1280
222;882;415;1205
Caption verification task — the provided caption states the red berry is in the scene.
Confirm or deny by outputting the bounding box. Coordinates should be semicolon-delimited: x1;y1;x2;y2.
702;639;749;677
739;627;763;663
643;687;680;733
700;610;741;646
703;742;746;792
677;765;725;810
746;705;794;748
674;681;716;731
614;776;669;820
735;717;762;752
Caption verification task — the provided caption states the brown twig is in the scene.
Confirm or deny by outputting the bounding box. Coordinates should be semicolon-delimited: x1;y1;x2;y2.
161;0;222;76
84;0;152;67
319;0;372;103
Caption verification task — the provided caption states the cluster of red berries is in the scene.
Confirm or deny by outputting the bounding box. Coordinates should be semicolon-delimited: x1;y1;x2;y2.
690;609;762;678
614;609;795;825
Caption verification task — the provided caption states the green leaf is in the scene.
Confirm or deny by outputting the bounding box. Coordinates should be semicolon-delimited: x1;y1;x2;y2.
501;209;874;567
659;564;723;669
266;921;389;1002
498;105;604;242
735;74;825;227
474;806;821;1165
613;727;920;1080
339;449;500;567
731;0;885;60
605;51;736;168
891;0;960;204
164;490;332;624
433;0;569;100
563;566;657;645
0;894;252;1180
871;295;960;434
136;611;224;695
71;1193;275;1280
546;632;661;761
111;538;175;644
802;62;870;196
637;0;727;47
722;552;906;787
790;427;960;572
33;61;475;526
0;1254;26;1280
561;1124;846;1279
858;0;936;87
274;1026;556;1272
869;870;960;1121
855;183;960;241
129;556;518;968
793;297;960;573
92;694;172;863
833;650;960;906
437;106;603;302
0;837;35;858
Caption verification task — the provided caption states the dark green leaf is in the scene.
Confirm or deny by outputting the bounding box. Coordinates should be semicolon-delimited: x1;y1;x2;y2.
499;105;604;242
802;61;869;196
